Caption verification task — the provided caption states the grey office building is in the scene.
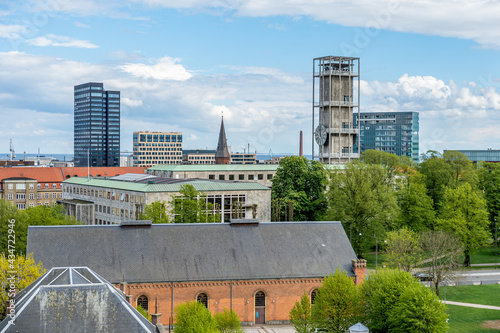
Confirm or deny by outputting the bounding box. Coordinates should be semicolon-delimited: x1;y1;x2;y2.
74;82;120;167
444;149;500;163
354;112;419;163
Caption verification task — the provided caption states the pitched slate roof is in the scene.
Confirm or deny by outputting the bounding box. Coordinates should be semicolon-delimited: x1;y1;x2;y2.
27;222;357;284
0;267;155;333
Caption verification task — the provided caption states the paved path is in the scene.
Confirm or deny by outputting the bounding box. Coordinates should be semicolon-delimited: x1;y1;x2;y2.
442;300;500;310
243;325;295;332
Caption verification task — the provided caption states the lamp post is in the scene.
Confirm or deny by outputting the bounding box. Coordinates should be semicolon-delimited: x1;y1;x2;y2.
495;218;498;270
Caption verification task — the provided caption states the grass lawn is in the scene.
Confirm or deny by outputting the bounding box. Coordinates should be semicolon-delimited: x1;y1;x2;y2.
441;285;500;332
447;305;500;333
440;284;500;307
471;246;499;265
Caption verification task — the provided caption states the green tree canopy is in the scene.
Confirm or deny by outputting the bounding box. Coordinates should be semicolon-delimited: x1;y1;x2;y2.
362;269;447;333
213;308;244;333
437;183;490;266
0;201;78;254
396;173;435;232
171;185;221;223
384;228;422;272
174;301;219;333
140;200;170;224
478;162;500;234
386;283;448;333
271;156;328;221
312;268;363;332
289;292;313;333
418;153;455;209
326;161;399;255
360;149;413;169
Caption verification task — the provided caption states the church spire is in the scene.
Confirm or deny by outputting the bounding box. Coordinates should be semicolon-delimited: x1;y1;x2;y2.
215;116;230;164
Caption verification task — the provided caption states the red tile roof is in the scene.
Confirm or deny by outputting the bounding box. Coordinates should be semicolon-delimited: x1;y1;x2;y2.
0;167;147;183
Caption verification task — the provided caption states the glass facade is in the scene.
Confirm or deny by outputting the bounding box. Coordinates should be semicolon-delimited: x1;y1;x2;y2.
74;82;120;167
354;111;419;163
446;150;500;163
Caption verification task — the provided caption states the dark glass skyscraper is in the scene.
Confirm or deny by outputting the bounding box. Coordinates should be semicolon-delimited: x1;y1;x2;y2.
354;111;419;163
74;82;120;167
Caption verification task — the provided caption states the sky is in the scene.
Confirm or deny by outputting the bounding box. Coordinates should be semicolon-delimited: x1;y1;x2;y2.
0;0;499;157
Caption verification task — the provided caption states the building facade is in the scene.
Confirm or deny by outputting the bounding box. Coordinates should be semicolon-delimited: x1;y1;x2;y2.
74;82;120;167
28;221;366;326
313;56;360;163
148;164;278;187
444;149;500;163
354;111;420;163
0;167;146;209
133;131;183;167
61;173;271;224
183;149;216;165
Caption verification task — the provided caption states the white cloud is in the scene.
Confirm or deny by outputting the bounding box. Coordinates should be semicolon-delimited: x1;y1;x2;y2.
125;0;500;49
26;34;99;48
119;56;192;81
74;21;90;28
0;24;24;39
1;51;500;155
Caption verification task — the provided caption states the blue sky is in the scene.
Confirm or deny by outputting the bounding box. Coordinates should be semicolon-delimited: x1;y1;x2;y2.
0;0;499;156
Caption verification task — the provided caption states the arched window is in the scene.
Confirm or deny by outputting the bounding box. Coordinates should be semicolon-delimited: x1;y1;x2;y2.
197;293;208;308
255;291;265;307
137;295;149;312
311;289;318;305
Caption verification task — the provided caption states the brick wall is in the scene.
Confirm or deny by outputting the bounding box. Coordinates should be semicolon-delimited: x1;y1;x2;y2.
121;278;324;325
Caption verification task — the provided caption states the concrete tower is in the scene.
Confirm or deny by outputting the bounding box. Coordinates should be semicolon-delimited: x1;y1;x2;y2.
312;56;360;163
215;117;230;164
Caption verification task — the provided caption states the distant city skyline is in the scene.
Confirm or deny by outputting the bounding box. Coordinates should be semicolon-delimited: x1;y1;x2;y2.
0;1;499;156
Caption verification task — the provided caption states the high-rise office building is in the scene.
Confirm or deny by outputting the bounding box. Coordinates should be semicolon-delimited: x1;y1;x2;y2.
132;131;183;167
353;111;419;163
313;56;360;163
74;82;120;167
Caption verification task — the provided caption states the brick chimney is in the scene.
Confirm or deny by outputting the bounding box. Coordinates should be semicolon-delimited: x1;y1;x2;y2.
352;259;367;285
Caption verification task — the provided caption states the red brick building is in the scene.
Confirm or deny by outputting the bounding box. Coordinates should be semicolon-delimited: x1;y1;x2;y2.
0;166;146;209
28;220;366;326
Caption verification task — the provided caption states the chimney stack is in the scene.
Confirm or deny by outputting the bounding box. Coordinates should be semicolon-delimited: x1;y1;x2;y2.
352;259;367;285
299;131;303;157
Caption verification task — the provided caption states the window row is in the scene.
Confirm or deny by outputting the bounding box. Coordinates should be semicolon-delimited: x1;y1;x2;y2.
208;174;272;181
67;186;144;203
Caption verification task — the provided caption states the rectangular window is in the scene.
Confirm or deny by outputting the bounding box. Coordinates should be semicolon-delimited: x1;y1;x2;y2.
8;194;13;200
29;183;34;189
16;183;26;190
248;175;254;180
267;174;273;180
37;184;41;189
8;184;13;190
229;175;234;180
219;175;225;180
258;174;263;180
239;174;244;180
29;193;34;200
37;193;41;199
209;175;215;180
45;193;49;199
16;194;26;200
53;193;57;199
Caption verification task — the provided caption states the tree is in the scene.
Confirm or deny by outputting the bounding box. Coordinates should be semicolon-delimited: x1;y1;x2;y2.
419;230;463;296
271;156;328;221
171;185;221;223
384;228;422;272
1;254;45;319
312;269;363;332
213;308;244;333
0;200;78;254
443;150;478;189
362;268;447;333
478;163;500;235
437;183;490;266
396;174;435;232
360;149;413;169
140;201;170;223
136;304;150;322
386;283;448;333
418;153;455;209
289;292;313;333
326;161;399;255
174;301;219;333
